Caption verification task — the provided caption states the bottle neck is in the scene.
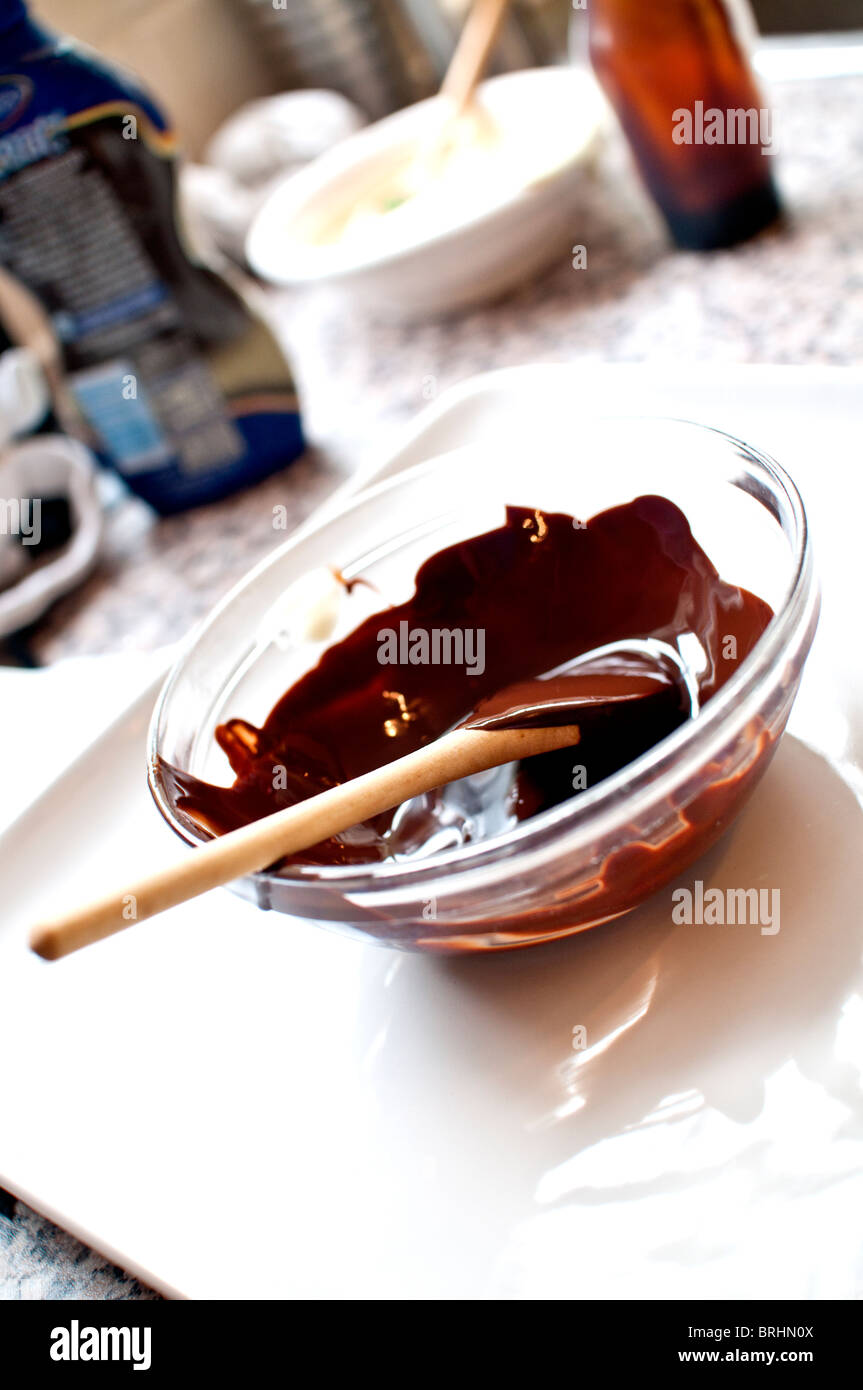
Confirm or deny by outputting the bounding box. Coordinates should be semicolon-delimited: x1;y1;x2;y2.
589;0;736;40
588;0;750;71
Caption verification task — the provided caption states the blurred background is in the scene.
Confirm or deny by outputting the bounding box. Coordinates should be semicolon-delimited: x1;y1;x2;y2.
33;1;863;155
0;0;860;669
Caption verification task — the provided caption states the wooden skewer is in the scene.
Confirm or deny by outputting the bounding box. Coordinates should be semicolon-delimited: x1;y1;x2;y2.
29;721;580;962
439;0;511;121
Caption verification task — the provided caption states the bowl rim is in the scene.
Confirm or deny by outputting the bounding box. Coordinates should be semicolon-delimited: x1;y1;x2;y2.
245;66;605;284
148;417;818;897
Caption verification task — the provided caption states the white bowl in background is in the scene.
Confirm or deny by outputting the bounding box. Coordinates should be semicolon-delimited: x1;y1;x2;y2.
246;67;606;321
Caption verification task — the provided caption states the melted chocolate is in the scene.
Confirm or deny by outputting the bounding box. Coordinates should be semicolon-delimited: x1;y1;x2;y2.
158;497;773;869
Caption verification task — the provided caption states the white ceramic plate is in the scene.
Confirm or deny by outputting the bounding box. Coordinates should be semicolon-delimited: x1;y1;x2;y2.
0;364;861;1299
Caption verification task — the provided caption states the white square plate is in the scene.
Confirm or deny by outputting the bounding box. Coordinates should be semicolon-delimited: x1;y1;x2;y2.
1;364;861;1299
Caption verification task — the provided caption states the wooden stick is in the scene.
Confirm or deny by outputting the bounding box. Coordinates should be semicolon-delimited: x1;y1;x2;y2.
29;721;579;962
439;0;511;120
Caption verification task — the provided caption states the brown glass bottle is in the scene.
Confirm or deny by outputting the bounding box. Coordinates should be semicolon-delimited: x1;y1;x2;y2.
587;0;781;250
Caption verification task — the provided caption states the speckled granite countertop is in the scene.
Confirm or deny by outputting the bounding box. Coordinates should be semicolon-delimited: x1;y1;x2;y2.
2;67;862;1300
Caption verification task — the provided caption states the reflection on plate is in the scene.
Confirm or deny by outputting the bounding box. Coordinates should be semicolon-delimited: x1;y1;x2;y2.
351;736;863;1298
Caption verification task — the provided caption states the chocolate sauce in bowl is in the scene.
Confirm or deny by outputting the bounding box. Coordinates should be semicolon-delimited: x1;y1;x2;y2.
157;497;774;871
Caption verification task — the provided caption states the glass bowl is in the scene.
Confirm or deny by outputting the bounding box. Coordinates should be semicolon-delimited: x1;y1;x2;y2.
148;418;819;952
